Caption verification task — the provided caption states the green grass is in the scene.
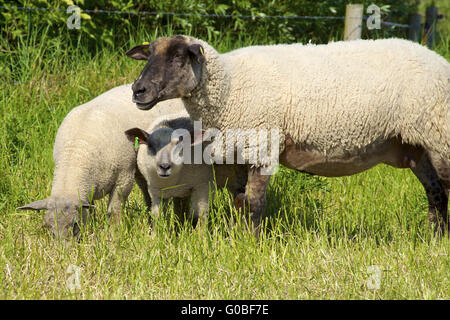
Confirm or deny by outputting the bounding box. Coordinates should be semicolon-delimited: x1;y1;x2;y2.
0;27;449;299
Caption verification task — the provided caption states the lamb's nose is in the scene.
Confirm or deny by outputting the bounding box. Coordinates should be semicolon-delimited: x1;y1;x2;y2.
159;163;171;171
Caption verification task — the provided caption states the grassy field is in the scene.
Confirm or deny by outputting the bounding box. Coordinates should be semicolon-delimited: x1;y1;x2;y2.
0;23;449;299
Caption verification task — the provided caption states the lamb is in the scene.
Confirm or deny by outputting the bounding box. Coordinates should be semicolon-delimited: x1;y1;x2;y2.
125;36;450;234
17;84;186;237
125;115;236;227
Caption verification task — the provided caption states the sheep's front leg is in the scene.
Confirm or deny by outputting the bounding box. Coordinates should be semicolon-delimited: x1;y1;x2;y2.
234;167;271;234
150;196;162;219
190;183;212;228
148;192;168;228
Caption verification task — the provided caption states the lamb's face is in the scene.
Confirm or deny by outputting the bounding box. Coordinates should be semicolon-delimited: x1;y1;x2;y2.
43;199;87;237
126;126;206;180
147;128;184;178
17;197;91;238
126;36;205;110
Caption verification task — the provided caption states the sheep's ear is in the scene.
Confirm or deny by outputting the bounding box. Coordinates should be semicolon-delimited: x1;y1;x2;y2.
125;128;149;144
187;44;206;64
190;130;207;146
125;44;151;61
17;199;49;211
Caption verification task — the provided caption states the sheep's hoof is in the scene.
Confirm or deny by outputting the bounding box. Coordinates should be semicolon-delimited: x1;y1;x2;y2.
234;193;248;211
233;193;264;237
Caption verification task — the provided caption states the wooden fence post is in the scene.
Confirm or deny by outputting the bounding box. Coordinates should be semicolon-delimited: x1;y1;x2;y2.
424;6;438;48
344;4;364;41
408;14;422;42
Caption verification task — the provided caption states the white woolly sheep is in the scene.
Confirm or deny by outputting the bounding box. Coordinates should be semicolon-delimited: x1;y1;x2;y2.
18;84;186;237
125;115;236;227
126;36;450;234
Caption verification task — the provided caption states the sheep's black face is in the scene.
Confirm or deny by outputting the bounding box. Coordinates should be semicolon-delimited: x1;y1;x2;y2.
126;36;205;110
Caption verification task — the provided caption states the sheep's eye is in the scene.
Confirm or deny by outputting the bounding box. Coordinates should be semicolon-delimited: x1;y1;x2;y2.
173;53;185;61
147;142;156;155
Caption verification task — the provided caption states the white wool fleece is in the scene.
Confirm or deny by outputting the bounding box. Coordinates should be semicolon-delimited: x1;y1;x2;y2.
183;38;450;165
51;84;187;208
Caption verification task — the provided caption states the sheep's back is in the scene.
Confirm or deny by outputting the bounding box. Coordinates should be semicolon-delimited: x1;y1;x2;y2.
52;84;187;198
222;39;449;155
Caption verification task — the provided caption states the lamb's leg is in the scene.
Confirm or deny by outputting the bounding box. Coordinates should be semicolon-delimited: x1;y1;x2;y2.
107;182;133;224
150;196;162;218
148;195;170;231
190;183;212;228
411;153;449;235
234;167;271;234
135;169;152;211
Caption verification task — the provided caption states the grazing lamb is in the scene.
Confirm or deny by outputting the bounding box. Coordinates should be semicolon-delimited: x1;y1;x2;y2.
18;84;186;237
125;115;236;227
125;36;450;234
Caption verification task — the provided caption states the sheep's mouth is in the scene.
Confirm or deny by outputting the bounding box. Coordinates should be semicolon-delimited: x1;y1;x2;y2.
158;173;171;178
135;97;159;110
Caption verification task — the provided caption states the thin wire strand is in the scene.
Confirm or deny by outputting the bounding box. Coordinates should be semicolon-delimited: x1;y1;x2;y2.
0;5;409;28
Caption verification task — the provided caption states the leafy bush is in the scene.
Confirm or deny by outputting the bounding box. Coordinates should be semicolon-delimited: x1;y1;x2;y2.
1;0;419;49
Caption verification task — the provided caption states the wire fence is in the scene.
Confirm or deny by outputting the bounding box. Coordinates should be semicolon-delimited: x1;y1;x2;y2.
0;5;416;86
0;5;410;28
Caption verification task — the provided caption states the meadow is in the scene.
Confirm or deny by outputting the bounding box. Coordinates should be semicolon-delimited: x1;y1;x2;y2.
0;13;449;299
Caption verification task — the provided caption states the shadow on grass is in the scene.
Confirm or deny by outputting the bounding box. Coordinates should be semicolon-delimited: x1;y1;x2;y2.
261;166;433;245
70;165;435;246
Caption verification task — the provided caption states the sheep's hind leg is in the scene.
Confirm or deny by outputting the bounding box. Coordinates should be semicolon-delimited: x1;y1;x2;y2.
428;152;450;233
428;152;450;197
233;164;249;198
411;153;449;235
234;166;271;235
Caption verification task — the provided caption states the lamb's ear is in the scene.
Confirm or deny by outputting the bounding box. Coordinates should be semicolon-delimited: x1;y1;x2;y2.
190;130;207;146
17;199;49;211
125;43;151;61
125;128;149;144
187;44;206;64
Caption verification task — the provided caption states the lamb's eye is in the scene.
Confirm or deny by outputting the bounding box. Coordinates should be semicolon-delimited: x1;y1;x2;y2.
147;142;156;155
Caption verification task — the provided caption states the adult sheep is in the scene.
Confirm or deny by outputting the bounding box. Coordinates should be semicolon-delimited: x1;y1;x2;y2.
18;84;186;237
125;36;450;234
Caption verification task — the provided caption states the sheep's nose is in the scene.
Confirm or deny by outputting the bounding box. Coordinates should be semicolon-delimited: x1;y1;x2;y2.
159;163;171;170
133;87;146;100
132;82;147;100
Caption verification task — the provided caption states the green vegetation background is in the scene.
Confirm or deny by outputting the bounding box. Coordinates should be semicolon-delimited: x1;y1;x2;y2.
0;0;448;299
